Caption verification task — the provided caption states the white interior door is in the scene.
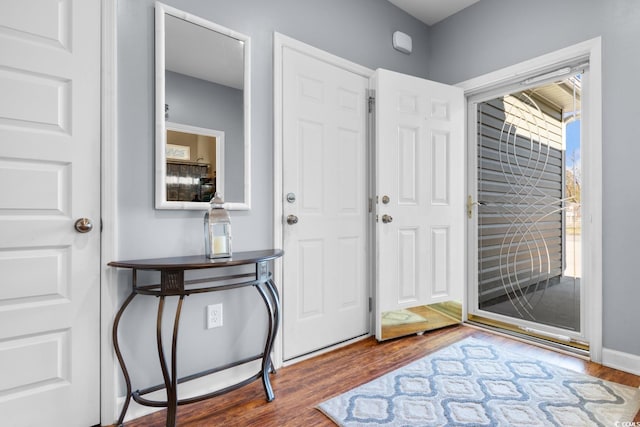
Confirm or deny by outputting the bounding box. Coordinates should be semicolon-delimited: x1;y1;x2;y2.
0;1;101;425
373;69;465;340
282;46;370;360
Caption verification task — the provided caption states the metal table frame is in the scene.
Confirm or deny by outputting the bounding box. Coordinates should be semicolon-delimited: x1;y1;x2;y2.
108;250;283;427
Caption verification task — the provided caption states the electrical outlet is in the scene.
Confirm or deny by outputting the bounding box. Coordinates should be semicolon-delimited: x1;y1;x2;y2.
206;303;223;329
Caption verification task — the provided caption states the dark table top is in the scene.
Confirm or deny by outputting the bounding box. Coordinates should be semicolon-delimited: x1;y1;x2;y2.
108;249;284;270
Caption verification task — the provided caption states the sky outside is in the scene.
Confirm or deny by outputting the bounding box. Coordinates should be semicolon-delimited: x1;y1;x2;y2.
566;119;580;170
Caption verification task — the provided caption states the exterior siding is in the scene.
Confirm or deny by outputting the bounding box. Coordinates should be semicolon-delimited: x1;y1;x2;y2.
477;94;564;305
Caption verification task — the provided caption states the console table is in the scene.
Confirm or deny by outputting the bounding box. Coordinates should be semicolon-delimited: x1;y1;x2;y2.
108;249;283;427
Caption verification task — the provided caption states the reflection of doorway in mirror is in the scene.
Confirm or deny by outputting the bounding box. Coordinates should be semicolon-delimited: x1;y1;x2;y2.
165;123;224;202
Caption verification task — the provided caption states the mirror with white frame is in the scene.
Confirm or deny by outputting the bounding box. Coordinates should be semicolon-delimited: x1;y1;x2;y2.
155;2;251;210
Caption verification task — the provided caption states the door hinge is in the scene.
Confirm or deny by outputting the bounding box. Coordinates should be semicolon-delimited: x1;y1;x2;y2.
369;297;373;312
368;197;373;213
368;95;375;113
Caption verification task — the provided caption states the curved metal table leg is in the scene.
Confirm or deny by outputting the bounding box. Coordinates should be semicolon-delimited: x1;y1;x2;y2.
113;291;137;427
265;279;281;374
155;295;185;427
255;283;276;401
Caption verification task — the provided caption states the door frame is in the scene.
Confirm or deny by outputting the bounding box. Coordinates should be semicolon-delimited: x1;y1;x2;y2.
273;33;374;367
457;37;603;362
100;0;120;423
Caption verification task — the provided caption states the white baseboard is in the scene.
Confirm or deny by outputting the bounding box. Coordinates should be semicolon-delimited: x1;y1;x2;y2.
602;347;640;377
282;333;371;367
116;359;262;423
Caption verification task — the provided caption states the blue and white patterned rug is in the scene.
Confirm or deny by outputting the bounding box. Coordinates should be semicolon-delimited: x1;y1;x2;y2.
318;337;640;426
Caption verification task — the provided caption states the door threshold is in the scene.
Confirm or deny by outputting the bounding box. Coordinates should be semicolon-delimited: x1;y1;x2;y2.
465;318;589;359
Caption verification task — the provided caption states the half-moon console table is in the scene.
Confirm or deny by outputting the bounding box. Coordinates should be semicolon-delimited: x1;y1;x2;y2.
108;249;283;427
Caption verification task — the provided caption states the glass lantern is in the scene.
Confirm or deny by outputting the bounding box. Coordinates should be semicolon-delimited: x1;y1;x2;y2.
204;193;232;258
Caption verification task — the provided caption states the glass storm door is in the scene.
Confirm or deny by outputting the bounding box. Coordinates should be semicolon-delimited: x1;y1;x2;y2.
469;74;586;350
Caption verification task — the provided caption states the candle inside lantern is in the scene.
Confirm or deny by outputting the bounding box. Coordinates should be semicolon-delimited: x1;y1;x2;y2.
213;235;228;255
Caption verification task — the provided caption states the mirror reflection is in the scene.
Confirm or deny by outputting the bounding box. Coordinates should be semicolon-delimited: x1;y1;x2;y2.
155;3;251;210
380;302;462;340
165;123;223;202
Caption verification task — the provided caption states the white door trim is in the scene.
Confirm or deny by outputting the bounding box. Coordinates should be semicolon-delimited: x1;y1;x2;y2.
458;37;603;362
100;0;120;423
273;32;373;368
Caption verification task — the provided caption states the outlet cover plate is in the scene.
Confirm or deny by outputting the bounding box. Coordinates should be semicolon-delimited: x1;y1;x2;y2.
206;303;223;329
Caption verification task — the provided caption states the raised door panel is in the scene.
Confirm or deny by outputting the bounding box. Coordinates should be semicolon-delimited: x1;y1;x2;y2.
0;0;72;49
297;240;325;319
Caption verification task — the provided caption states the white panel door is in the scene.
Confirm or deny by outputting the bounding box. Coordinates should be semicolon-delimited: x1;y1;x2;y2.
282;47;369;360
0;1;101;425
374;69;465;340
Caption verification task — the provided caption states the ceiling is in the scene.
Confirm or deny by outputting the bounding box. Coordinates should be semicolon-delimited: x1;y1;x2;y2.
387;0;480;26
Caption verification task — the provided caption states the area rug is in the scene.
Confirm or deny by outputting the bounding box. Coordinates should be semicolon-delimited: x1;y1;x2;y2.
317;337;640;426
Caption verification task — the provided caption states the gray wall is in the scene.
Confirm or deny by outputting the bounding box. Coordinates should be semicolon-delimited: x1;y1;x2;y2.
428;0;640;357
166;70;244;201
116;0;429;398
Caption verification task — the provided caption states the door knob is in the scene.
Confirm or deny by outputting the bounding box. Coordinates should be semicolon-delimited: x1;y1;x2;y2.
286;215;299;225
74;218;93;233
382;214;393;224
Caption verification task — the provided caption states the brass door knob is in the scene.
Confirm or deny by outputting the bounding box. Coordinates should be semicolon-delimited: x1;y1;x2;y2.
286;215;299;225
382;214;393;224
74;218;93;233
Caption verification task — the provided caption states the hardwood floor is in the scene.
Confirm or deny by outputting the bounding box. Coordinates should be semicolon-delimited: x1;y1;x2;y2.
122;325;640;426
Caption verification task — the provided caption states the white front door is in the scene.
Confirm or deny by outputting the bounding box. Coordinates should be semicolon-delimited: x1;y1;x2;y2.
373;69;465;340
0;1;101;425
282;46;370;360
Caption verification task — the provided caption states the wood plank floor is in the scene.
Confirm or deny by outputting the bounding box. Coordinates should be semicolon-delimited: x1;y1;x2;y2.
122;325;640;426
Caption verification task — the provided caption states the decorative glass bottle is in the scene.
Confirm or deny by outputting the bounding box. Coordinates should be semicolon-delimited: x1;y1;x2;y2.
204;193;232;258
